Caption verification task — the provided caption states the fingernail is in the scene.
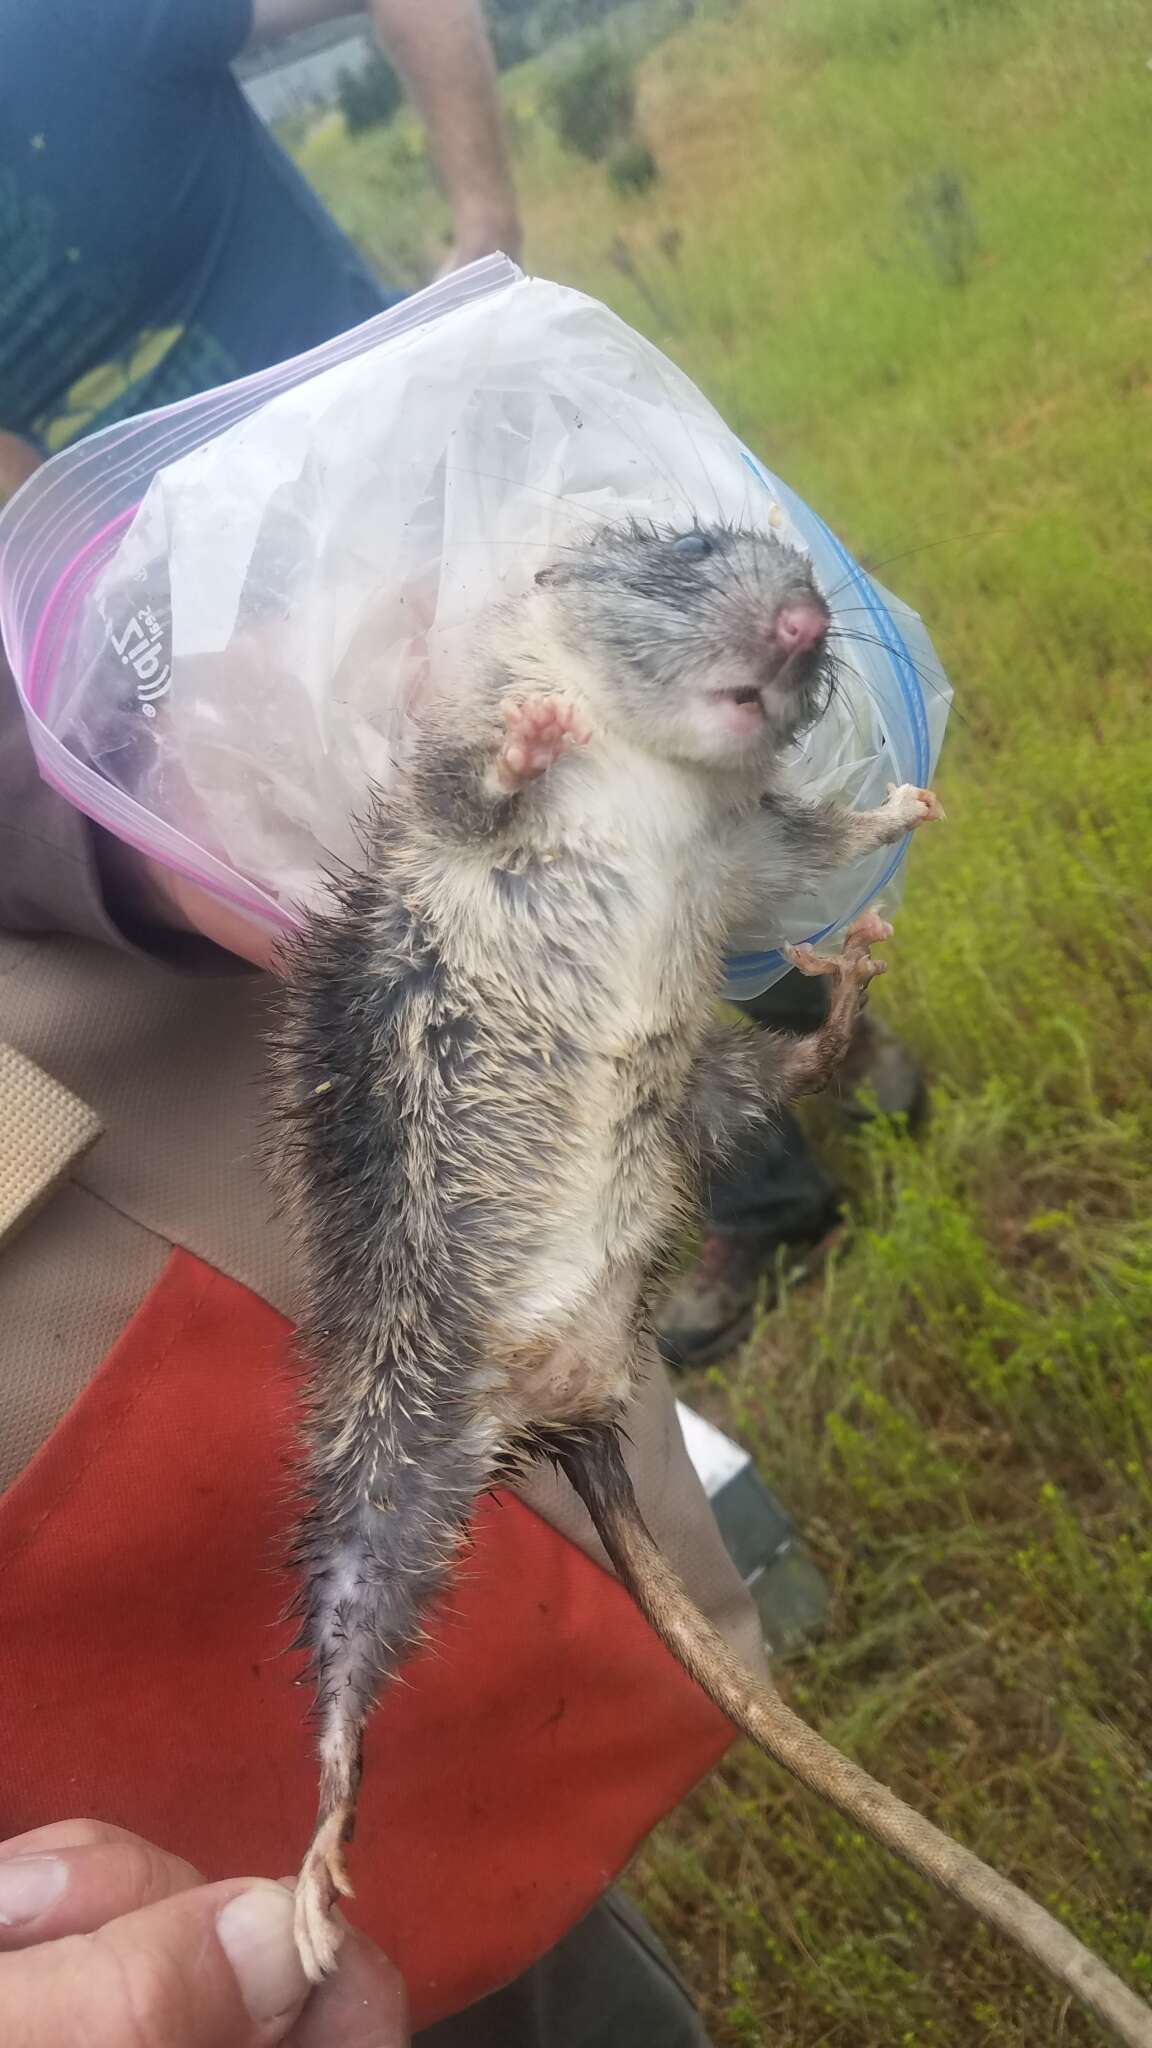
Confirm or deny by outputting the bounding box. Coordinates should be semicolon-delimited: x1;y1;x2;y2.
0;1855;68;1926
217;1883;309;2023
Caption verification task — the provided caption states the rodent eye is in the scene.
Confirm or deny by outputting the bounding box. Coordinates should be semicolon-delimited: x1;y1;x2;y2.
671;532;714;561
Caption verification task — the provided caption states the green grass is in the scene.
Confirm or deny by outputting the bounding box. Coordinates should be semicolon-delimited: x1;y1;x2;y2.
296;2;1152;2036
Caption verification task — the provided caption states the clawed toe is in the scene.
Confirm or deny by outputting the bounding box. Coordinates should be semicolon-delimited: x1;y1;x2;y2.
496;693;591;788
883;782;945;829
786;912;893;988
783;940;833;978
844;910;894;952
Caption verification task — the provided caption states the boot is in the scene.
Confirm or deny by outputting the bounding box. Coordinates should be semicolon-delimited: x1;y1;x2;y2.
656;1203;842;1371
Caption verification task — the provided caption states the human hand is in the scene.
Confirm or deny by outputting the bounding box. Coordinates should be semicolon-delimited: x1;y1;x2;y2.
143;858;285;968
0;430;43;505
363;0;521;278
96;828;283;969
1;437;275;969
434;200;523;278
0;1819;409;2048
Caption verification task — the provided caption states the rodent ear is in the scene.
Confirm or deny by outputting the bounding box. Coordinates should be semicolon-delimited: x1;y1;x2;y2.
534;561;570;588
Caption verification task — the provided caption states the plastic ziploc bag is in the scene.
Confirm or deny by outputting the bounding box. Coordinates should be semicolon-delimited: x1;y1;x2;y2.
0;254;950;1001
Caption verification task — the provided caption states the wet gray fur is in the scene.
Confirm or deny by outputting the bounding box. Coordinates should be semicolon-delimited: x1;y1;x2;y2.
270;519;927;1972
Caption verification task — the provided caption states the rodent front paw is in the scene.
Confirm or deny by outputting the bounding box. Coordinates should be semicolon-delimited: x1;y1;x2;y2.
883;782;946;830
495;694;591;791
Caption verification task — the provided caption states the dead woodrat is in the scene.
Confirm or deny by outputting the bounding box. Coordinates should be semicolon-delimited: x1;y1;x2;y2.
271;520;1152;2048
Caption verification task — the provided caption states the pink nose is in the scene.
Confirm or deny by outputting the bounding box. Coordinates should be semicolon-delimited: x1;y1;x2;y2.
773;601;828;657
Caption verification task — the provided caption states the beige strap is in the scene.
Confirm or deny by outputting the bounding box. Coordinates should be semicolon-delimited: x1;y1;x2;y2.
0;1040;104;1247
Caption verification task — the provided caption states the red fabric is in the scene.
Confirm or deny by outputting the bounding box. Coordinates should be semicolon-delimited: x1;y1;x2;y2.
0;1250;732;2026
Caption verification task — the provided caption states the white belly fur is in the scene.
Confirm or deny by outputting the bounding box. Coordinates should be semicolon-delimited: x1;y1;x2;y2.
449;734;730;1416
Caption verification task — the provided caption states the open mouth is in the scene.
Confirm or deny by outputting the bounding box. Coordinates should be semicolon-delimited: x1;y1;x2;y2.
709;685;765;715
704;685;769;737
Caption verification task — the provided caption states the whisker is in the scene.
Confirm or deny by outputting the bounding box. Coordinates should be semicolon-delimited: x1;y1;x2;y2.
648;365;726;527
818;652;877;747
827;628;968;725
567;388;700;523
858;528;1004;577
439;538;597;554
822;525;1002;605
441;463;615;524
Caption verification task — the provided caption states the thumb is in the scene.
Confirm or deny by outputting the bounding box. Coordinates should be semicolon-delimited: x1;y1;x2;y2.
1;1875;312;2048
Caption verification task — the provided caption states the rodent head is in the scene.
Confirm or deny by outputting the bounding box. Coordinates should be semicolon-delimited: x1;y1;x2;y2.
534;519;832;769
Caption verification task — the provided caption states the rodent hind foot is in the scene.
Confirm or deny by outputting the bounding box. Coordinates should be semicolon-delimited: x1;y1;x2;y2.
784;909;893;989
293;1810;355;1983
